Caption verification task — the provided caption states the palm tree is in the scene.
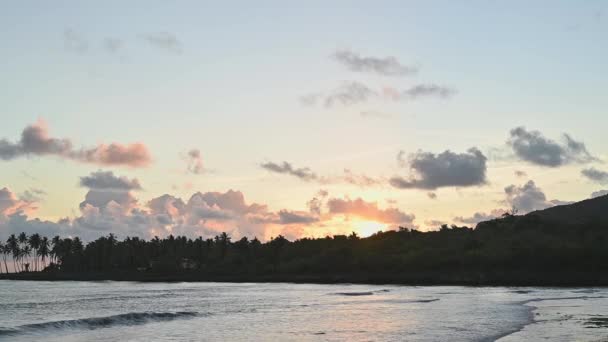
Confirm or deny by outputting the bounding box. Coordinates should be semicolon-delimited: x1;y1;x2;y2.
39;237;50;271
1;243;9;274
268;235;287;272
50;236;61;265
215;232;231;260
20;245;32;272
17;232;28;271
18;232;28;245
28;233;41;271
72;237;84;268
7;234;20;272
0;242;4;274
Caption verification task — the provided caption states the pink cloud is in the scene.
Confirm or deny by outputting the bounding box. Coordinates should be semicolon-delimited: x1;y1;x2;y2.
0;120;152;168
76;142;151;167
327;197;415;226
1;175;418;241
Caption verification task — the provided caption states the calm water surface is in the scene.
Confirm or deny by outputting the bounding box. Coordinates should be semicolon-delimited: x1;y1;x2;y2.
1;280;607;341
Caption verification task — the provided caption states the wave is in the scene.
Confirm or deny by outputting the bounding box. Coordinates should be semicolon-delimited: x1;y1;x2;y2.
572;289;598;294
331;289;392;296
370;298;439;304
333;291;374;296
327;298;440;307
410;298;439;303
509;290;534;294
0;311;200;336
585;317;608;328
520;295;607;305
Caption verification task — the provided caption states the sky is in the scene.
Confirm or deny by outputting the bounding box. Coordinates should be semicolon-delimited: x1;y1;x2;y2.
1;1;608;241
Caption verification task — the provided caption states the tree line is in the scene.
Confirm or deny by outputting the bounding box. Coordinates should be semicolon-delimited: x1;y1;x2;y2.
2;214;608;283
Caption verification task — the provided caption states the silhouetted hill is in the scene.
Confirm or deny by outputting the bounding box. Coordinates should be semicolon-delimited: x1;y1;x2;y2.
475;194;608;230
526;194;608;225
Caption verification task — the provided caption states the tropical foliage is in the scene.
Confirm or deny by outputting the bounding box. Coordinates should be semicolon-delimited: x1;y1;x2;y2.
2;213;608;283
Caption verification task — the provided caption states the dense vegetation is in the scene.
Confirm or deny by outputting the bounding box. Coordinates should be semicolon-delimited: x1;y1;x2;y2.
2;210;608;285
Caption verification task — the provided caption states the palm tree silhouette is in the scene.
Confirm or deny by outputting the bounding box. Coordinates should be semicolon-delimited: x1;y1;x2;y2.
0;242;9;273
28;233;41;271
39;236;50;271
17;233;28;271
21;245;32;272
7;234;20;272
18;232;27;245
268;235;287;272
0;242;4;274
51;235;61;265
215;232;231;260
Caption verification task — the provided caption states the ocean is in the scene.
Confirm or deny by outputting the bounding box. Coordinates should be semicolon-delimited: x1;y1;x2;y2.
1;280;607;341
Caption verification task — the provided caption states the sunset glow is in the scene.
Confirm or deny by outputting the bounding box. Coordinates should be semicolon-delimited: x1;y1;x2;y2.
353;220;385;238
1;2;607;243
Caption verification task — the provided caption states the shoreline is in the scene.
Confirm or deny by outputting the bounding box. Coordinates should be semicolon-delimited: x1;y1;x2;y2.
2;271;608;287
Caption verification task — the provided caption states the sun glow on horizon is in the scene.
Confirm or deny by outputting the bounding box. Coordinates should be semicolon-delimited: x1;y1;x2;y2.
352;220;386;238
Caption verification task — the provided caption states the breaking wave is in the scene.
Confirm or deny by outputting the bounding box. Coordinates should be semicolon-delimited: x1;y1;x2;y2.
0;311;200;336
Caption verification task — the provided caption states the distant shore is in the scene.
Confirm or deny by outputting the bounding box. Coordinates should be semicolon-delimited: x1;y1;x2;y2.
2;271;608;286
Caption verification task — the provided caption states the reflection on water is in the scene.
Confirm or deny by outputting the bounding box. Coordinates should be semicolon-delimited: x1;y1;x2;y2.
0;281;607;341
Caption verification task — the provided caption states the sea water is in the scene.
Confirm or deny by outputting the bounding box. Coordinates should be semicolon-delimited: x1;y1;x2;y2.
1;280;607;341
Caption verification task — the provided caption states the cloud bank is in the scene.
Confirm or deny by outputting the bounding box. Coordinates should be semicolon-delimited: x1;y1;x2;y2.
1;176;415;240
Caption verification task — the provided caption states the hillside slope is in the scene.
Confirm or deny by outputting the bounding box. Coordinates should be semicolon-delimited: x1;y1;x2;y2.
525;194;608;225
